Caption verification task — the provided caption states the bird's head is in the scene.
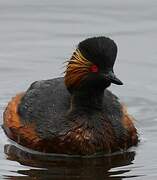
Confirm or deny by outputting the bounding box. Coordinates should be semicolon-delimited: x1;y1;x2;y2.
64;36;123;93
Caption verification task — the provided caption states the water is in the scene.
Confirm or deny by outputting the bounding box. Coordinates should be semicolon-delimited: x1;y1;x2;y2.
0;0;157;179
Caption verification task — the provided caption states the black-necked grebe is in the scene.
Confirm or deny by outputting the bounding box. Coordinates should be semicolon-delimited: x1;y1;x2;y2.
3;36;138;155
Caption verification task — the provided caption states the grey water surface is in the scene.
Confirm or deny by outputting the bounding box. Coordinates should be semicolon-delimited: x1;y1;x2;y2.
0;0;157;179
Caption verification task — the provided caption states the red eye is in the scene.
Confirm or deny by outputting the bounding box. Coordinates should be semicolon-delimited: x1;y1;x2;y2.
90;65;99;73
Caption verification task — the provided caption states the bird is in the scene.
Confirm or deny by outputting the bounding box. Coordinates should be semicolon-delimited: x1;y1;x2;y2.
3;36;138;156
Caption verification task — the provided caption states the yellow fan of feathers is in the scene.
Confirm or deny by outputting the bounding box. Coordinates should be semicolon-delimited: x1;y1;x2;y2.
64;49;92;88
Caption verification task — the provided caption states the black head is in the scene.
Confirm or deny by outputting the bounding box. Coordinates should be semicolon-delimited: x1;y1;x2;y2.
64;36;123;92
78;36;117;71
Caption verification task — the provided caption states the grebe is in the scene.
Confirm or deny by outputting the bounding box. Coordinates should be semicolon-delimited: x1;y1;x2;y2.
3;36;138;155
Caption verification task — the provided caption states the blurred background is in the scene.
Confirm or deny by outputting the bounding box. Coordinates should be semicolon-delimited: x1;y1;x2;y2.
0;0;157;179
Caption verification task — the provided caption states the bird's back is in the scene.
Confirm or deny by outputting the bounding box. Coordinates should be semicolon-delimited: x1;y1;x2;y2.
18;77;71;139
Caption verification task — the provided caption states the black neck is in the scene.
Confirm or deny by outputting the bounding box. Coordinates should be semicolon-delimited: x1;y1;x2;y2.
70;88;104;111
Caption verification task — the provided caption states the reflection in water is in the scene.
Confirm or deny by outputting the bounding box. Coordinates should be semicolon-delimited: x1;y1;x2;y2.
4;144;138;180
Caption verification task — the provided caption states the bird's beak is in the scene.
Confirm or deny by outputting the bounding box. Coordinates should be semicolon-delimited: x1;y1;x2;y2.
105;70;123;85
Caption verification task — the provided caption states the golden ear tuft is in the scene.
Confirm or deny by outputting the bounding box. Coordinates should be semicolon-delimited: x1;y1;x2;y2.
64;49;92;88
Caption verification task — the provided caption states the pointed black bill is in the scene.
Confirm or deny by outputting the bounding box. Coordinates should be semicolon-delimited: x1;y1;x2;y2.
105;71;123;85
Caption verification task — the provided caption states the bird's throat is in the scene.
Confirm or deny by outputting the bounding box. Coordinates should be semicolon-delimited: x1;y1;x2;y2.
70;89;104;111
